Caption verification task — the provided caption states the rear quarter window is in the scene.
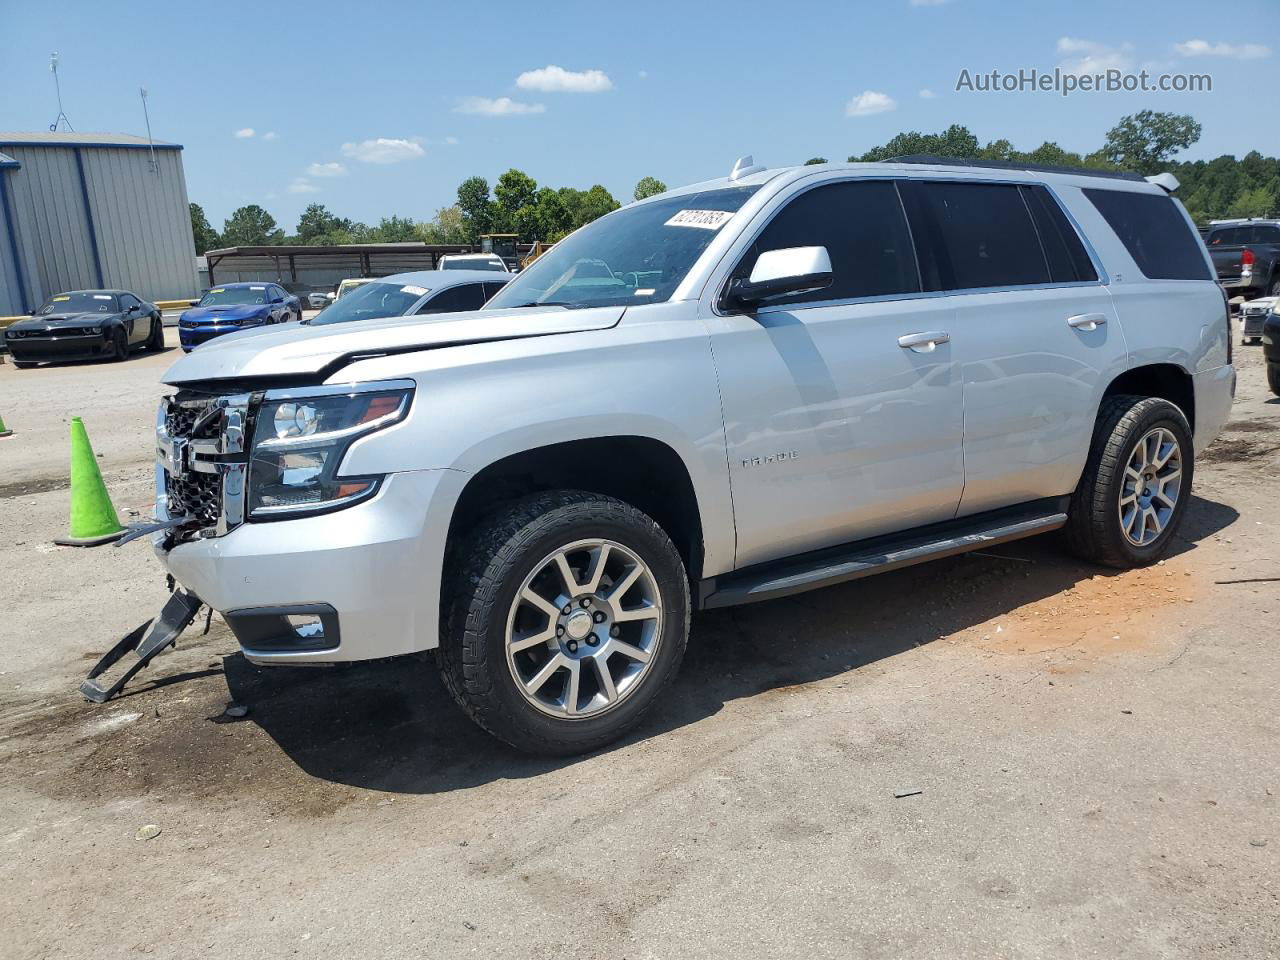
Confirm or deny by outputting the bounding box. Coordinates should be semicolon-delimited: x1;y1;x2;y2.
1083;188;1211;281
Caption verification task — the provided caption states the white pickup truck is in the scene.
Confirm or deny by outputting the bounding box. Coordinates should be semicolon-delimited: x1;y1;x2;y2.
141;156;1234;754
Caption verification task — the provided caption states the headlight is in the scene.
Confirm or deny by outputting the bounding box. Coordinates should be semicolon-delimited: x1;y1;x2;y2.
247;383;413;519
5;330;21;339
89;326;101;335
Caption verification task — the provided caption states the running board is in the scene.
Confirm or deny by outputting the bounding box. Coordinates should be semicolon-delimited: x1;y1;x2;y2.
699;504;1068;609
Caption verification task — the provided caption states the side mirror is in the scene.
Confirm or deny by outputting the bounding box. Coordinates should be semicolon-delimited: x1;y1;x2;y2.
726;246;833;309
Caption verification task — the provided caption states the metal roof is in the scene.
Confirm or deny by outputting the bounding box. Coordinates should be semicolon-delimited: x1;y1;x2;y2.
0;131;182;150
204;242;476;258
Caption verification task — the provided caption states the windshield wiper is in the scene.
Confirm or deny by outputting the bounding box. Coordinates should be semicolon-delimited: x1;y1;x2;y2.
507;300;574;308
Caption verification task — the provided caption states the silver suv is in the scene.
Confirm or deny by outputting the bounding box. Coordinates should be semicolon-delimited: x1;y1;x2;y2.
151;157;1235;754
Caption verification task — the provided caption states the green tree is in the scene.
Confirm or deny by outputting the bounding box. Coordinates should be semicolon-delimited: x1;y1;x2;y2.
371;215;419;243
295;203;350;245
189;203;219;254
493;169;539;232
803;157;827;166
417;205;469;244
222;204;284;246
1227;186;1276;219
633;176;668;200
456;176;493;240
1102;110;1201;173
532;187;572;241
853;124;980;162
567;185;620;229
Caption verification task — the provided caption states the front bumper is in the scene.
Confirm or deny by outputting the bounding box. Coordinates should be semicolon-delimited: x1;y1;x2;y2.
154;468;462;664
1242;311;1272;339
6;332;113;362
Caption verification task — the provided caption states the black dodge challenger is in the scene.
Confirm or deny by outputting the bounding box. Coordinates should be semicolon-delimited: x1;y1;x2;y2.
4;289;164;368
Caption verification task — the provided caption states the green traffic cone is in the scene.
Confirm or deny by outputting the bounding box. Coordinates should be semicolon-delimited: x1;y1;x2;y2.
53;417;126;547
0;412;10;438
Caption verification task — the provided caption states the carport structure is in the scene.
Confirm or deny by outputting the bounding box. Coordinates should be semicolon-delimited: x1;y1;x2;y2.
203;242;531;288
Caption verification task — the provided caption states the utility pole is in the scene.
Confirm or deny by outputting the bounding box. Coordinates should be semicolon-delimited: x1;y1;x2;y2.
140;88;158;173
48;52;74;132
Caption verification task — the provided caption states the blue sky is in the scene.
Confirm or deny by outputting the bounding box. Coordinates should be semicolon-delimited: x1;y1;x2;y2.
3;0;1276;232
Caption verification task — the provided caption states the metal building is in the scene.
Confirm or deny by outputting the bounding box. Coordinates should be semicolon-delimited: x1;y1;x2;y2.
0;132;198;316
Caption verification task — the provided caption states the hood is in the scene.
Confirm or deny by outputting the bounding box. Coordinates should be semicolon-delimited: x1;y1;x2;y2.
9;312;120;330
163;305;625;385
182;303;271;323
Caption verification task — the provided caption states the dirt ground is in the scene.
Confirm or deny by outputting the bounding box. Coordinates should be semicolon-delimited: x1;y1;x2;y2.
1;330;1276;960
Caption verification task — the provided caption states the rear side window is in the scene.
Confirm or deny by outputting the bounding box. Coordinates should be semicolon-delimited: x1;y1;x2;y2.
1083;188;1211;280
734;180;920;305
1208;226;1248;245
481;282;508;300
900;181;1050;290
1021;186;1098;283
417;283;484;314
1256;225;1280;244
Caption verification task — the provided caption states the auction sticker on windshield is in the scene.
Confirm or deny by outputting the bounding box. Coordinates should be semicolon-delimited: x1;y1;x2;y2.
401;285;428;296
665;209;735;230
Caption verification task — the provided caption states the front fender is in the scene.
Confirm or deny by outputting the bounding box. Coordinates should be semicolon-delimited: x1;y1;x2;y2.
332;307;736;576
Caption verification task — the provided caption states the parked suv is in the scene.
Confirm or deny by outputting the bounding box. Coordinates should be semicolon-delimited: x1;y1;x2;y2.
1205;219;1280;300
149;157;1234;754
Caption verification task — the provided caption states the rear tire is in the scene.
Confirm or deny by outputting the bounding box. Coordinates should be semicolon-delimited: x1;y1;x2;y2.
1066;395;1194;568
439;490;690;756
1268;275;1280;298
1268;363;1280;397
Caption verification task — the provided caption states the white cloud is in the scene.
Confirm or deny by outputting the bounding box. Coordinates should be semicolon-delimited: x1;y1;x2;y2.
515;65;613;93
845;90;897;117
919;88;937;99
288;178;320;194
1174;39;1270;60
306;161;347;177
454;96;546;116
262;131;279;141
1057;37;1135;75
234;128;255;139
340;137;426;164
444;135;460;145
638;69;648;79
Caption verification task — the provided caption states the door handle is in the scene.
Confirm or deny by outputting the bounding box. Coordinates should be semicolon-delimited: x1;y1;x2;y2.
897;331;951;352
1067;313;1107;331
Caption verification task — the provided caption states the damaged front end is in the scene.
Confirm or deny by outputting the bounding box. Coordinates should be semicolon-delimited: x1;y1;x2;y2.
154;389;256;548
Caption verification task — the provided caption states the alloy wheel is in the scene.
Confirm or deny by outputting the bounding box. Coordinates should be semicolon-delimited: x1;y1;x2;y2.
1118;426;1183;546
504;538;662;719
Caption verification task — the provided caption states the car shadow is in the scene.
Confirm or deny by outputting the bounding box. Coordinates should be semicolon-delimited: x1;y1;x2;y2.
225;494;1238;795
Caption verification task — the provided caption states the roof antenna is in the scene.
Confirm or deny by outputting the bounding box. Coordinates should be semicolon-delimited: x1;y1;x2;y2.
139;88;158;174
48;52;75;132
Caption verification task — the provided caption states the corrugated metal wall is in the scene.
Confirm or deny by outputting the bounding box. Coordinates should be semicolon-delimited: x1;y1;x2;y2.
80;147;198;301
0;170;26;315
0;144;197;312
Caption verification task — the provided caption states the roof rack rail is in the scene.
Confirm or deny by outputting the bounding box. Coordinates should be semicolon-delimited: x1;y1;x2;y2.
885;154;1148;183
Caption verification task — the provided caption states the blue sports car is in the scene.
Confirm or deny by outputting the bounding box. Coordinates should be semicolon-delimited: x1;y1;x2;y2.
179;281;302;352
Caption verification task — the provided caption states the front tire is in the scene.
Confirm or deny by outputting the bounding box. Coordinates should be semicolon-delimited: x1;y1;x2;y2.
440;491;690;755
1066;395;1194;568
146;316;164;351
110;328;129;362
1268;363;1280;397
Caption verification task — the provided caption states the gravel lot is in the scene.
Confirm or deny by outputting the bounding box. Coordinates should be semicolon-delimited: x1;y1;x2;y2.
1;328;1277;960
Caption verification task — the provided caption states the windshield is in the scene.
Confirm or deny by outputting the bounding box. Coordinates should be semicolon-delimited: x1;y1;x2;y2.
442;258;507;272
200;286;270;306
486;186;759;310
37;292;119;315
308;280;427;326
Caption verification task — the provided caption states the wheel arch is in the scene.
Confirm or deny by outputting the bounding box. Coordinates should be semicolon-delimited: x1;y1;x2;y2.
1101;363;1195;433
445;435;707;585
